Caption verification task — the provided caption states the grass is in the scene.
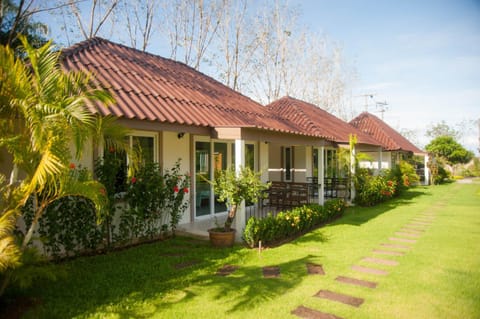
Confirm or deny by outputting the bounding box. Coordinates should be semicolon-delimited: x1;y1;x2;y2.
16;182;480;318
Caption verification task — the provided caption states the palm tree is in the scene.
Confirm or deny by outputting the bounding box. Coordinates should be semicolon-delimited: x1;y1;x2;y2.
0;36;115;296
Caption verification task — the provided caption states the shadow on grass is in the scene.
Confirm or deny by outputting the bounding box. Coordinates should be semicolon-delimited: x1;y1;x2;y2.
20;237;249;318
156;255;320;315
336;187;431;227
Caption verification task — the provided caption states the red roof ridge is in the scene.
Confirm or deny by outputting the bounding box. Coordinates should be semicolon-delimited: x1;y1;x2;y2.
350;112;423;153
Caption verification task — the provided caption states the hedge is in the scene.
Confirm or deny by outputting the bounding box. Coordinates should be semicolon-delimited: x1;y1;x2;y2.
243;199;346;248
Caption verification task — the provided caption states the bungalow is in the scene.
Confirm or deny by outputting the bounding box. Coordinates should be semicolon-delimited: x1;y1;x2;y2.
59;37;348;237
349;112;429;184
266;96;382;200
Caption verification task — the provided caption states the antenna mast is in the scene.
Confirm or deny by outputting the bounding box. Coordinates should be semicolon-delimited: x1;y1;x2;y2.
376;100;388;120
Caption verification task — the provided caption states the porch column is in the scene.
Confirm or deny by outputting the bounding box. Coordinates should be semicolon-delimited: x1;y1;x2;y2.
234;139;246;241
259;141;269;183
319;146;325;205
378;147;383;175
424;154;430;185
350;145;356;203
305;146;313;179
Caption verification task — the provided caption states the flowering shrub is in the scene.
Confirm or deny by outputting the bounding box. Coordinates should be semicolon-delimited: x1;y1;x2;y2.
243;199;346;247
354;168;397;206
120;160;190;242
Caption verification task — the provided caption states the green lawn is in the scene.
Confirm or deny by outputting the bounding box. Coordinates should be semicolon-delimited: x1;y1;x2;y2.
21;182;480;318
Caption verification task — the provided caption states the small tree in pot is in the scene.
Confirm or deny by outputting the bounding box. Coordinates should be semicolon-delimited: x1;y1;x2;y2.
209;167;269;246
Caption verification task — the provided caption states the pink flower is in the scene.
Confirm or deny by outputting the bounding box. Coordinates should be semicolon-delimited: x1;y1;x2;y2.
131;177;137;184
69;163;76;169
173;185;179;193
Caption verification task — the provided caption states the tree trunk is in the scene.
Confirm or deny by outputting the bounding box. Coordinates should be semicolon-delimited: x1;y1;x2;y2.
224;204;237;232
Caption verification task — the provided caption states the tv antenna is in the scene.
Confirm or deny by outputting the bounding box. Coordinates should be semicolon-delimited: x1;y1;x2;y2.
375;100;388;120
357;93;375;111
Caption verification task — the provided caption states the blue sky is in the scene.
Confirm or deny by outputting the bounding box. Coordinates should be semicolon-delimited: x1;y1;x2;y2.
36;0;479;154
292;0;480;153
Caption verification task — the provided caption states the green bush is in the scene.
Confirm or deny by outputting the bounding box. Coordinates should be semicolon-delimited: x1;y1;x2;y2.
354;168;397;206
243;199;346;248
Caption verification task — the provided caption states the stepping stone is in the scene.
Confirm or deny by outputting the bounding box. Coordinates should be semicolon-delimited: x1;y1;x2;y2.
373;249;404;256
174;260;200;270
409;221;431;226
160;252;185;257
361;257;399;266
352;265;388;275
263;266;280;278
314;289;364;307
291;305;344;319
395;232;421;238
381;243;411;250
389;237;417;243
335;275;377;288
306;263;325;275
216;264;239;276
400;227;424;233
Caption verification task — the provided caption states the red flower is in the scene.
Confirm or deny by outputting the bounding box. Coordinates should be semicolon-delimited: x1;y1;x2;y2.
100;188;106;196
69;163;76;169
109;147;115;153
173;185;179;193
387;180;393;187
131;177;137;184
183;187;189;193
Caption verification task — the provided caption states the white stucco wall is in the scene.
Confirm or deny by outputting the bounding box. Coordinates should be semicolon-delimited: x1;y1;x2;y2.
162;131;191;224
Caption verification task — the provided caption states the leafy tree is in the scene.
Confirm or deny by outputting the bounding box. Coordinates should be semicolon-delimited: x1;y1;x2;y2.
426;120;461;140
0;36;114;296
0;0;49;51
425;136;474;165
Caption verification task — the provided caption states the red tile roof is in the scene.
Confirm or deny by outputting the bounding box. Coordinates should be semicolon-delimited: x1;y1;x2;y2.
60;37;317;137
349;112;424;153
267;96;381;146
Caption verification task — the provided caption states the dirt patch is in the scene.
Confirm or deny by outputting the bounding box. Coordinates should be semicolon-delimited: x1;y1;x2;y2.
352;265;388;275
361;257;399;266
216;264;239;276
372;249;404;256
174;260;200;270
291;305;344;319
314;289;364;307
263;266;280;278
335;276;377;288
306;263;325;275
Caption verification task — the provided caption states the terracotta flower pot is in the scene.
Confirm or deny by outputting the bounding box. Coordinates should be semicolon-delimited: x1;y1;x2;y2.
208;228;236;248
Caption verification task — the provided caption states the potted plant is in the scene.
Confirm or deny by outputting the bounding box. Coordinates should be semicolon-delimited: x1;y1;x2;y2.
208;167;270;247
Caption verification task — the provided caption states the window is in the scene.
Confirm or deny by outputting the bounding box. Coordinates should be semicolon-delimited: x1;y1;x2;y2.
103;132;157;193
284;146;292;181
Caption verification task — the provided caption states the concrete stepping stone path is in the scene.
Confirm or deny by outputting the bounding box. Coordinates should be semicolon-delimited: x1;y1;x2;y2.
380;243;411;250
389;237;417;243
352;265;388;275
306;263;326;275
361;257;399;266
395;232;421;238
373;249;405;256
263;266;280;278
291;305;344;319
216;264;239;276
314;289;364;307
335;276;378;288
